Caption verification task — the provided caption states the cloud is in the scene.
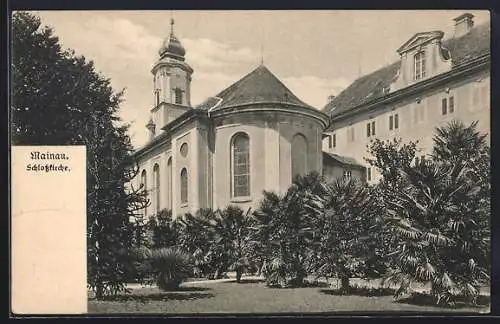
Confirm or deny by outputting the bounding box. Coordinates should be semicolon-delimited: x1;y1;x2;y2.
184;38;257;71
35;13;346;149
282;75;351;109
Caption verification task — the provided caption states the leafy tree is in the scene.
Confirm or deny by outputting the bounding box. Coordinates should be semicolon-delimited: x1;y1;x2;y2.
365;137;419;187
305;177;384;293
11;12;147;299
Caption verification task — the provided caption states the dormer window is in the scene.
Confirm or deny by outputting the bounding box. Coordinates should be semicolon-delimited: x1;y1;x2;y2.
414;51;426;81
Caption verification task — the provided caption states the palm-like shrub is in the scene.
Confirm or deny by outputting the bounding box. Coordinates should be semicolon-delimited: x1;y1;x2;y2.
305;177;384;293
147;209;180;249
207;206;253;282
382;121;490;306
176;209;217;278
149;247;193;291
252;174;319;288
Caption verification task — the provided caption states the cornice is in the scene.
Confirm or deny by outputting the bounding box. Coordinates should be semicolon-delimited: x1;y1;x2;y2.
330;55;490;125
211;102;331;129
151;60;194;75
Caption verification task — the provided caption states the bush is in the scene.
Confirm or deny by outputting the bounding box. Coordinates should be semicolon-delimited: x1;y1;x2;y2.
149;247;194;291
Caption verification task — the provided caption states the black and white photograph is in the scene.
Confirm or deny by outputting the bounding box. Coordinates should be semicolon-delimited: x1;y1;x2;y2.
10;9;492;315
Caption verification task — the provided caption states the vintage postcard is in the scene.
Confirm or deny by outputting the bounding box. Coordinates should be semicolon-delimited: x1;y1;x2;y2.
10;10;491;315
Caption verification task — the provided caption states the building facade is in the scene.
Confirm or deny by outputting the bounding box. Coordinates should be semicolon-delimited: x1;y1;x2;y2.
322;13;490;184
133;20;331;218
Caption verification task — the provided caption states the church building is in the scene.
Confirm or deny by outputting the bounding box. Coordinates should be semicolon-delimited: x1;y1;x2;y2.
132;20;341;218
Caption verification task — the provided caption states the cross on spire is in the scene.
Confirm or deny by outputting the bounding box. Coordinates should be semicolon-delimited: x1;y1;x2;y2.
170;18;175;35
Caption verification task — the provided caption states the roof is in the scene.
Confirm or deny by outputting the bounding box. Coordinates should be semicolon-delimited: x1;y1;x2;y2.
322;22;490;118
195;64;315;111
323;151;365;169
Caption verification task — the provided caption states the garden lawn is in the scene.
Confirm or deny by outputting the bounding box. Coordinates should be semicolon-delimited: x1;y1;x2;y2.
88;279;490;314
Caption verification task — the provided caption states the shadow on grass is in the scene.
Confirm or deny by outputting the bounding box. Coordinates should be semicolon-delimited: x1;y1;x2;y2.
320;286;396;297
396;292;491;309
98;291;215;302
90;286;215;302
176;286;212;292
222;279;266;284
265;281;330;289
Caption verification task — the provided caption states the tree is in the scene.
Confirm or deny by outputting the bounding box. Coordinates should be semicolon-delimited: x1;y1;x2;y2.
305;177;384;293
381;121;490;306
176;209;217;278
365;137;419;187
147;209;180;249
209;206;253;283
11;12;148;299
252;172;322;287
365;137;421;278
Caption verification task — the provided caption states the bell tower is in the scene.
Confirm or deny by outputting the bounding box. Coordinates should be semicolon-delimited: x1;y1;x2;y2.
148;18;193;139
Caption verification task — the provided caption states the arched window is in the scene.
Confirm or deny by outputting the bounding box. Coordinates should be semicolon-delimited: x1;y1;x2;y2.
231;133;250;197
180;168;188;204
174;88;183;105
153;164;160;213
141;169;148;217
414;51;426;81
291;134;308;179
167;157;172;210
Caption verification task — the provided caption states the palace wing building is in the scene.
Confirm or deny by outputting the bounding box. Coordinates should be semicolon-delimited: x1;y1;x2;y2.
322;13;490;183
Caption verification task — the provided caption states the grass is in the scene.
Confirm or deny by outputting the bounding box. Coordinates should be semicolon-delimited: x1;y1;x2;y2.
88;278;490;314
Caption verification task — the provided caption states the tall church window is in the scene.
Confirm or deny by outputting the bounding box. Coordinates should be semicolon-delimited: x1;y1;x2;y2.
414;51;426;80
180;168;188;204
174;88;183;105
141;169;148;217
291;133;308;179
231;133;250;197
153;164;160;213
167;157;172;210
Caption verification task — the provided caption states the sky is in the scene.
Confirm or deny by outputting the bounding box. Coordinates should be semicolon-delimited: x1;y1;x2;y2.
31;10;490;148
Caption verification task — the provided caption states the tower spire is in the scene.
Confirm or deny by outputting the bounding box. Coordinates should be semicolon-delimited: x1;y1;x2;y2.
260;14;265;65
170;17;175;35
